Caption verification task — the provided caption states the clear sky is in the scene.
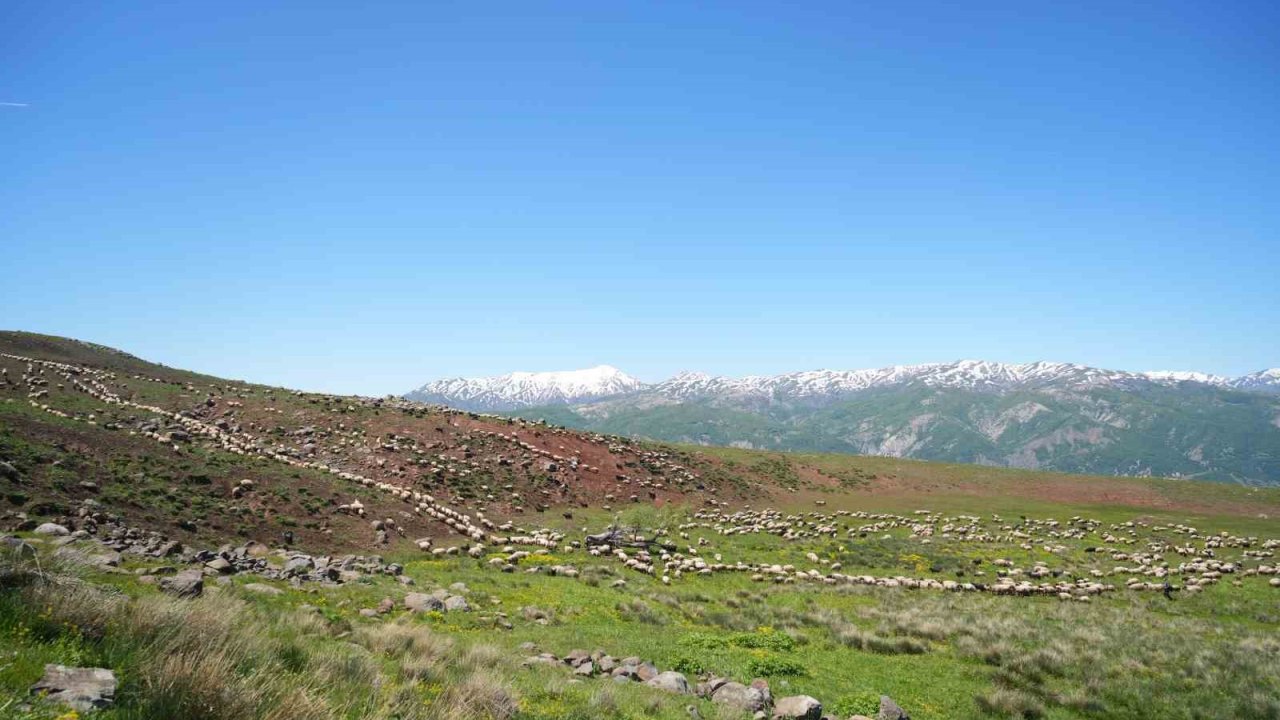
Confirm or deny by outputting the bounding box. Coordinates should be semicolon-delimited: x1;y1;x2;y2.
3;1;1278;395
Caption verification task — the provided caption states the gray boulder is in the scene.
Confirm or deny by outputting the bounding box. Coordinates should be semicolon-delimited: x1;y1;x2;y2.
34;523;70;537
772;695;821;719
160;569;204;598
443;595;470;612
645;671;691;694
88;551;122;568
404;592;445;612
878;695;910;720
31;664;117;711
2;536;36;559
712;681;771;713
282;556;314;577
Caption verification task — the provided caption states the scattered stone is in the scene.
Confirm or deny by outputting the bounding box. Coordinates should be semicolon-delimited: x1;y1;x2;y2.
30;664;116;712
645;671;691;695
878;695;910;720
404;592;445;612
160;569;204;598
2;536;36;559
711;681;772;713
282;556;314;577
242;583;283;596
772;695;821;719
34;523;70;537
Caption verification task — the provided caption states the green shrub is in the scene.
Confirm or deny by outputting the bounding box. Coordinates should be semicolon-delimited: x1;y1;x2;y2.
730;630;795;652
746;656;806;676
830;691;881;717
671;655;705;675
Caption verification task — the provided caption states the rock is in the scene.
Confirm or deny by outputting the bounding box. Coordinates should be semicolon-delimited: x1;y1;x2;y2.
574;661;595;676
160;570;204;598
563;649;591;667
0;460;19;480
404;592;445;612
376;597;395;614
635;661;660;682
773;695;822;719
712;681;772;713
283;556;314;577
877;696;910;720
30;664;117;711
518;641;538;653
205;557;232;574
359;608;378;618
645;671;691;694
88;551;121;568
155;540;182;557
443;595;470;612
34;523;70;537
242;583;283;596
2;536;36;559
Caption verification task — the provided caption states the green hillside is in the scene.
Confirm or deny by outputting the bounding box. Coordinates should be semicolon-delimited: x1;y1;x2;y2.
511;382;1280;485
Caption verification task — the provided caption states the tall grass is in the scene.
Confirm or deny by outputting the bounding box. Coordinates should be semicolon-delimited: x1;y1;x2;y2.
0;553;519;720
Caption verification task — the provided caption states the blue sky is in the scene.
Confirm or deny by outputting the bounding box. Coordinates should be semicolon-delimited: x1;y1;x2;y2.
3;1;1277;395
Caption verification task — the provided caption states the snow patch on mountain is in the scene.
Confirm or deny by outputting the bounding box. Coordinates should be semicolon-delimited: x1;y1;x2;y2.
651;360;1137;401
1141;370;1230;385
1228;369;1280;394
406;365;645;411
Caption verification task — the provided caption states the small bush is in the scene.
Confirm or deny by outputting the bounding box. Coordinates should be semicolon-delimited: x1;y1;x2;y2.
671;655;705;675
830;691;881;717
746;656;806;677
730;629;796;652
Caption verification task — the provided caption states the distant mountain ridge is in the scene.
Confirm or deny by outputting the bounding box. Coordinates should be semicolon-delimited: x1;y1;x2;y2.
406;364;644;411
409;360;1280;411
404;360;1280;485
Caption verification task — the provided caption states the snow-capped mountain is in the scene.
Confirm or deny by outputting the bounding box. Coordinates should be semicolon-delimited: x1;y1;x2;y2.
406;365;645;411
405;361;1280;483
407;360;1280;411
1226;368;1280;394
652;361;1141;402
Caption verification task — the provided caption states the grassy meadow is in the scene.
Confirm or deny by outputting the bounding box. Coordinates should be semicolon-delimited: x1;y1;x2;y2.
5;486;1279;720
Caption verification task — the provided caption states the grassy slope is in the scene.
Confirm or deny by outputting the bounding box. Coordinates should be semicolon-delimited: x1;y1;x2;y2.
7;498;1279;720
3;331;1280;719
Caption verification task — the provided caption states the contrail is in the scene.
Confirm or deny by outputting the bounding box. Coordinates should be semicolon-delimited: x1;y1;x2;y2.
1;102;29;107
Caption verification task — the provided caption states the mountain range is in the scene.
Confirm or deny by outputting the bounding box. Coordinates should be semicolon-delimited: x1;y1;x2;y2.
406;361;1280;485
